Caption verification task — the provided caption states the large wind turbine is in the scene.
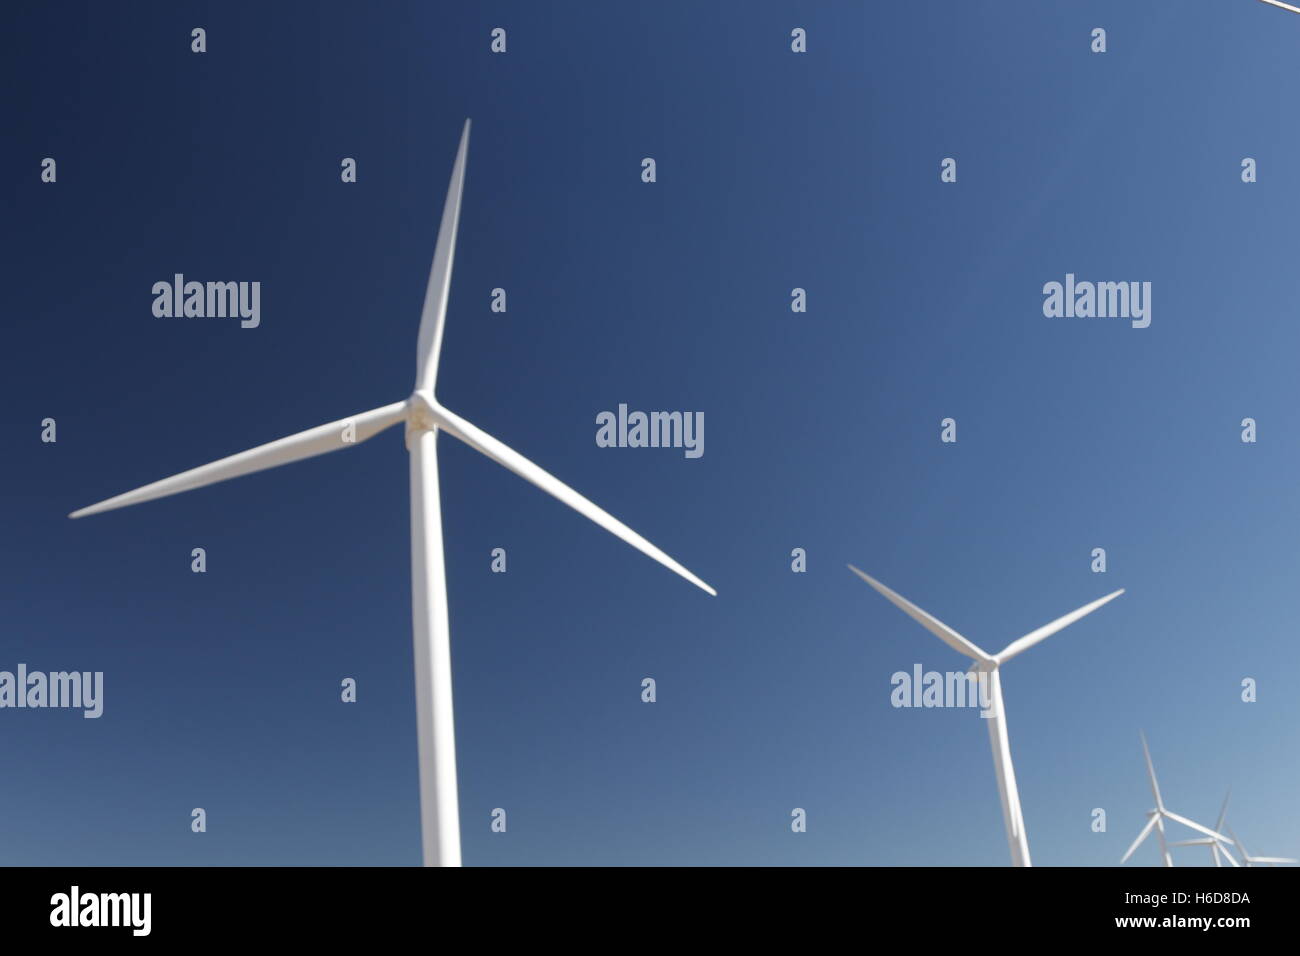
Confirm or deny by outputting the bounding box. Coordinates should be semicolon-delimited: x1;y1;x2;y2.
1121;732;1230;867
1169;789;1239;867
68;120;716;867
847;565;1123;867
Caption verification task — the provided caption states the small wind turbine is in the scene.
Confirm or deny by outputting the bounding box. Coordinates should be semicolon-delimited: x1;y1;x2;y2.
68;120;716;867
1121;732;1230;867
1225;823;1298;867
1168;789;1239;867
847;565;1124;867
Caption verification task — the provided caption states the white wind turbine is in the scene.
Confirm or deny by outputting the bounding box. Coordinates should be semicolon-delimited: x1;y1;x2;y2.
1168;789;1239;867
1121;732;1231;867
847;565;1124;867
68;120;716;867
1224;823;1297;867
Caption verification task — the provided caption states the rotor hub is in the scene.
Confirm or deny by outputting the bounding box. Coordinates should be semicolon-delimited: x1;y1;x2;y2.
405;390;439;447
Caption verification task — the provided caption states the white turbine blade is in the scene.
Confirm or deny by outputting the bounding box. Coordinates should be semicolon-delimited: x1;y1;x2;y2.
415;119;471;392
1227;824;1251;862
1140;731;1164;811
1215;788;1232;832
1247;856;1298;864
1164;810;1229;843
845;566;991;662
1260;0;1300;16
69;401;408;518
1121;814;1160;864
994;589;1124;663
1169;839;1212;847
430;403;715;596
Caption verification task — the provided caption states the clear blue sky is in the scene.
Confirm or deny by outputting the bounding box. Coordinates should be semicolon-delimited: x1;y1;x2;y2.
3;0;1298;866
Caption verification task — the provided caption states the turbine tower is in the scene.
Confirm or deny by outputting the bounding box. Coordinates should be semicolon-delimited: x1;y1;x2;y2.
68;120;716;867
1121;732;1229;867
847;565;1123;867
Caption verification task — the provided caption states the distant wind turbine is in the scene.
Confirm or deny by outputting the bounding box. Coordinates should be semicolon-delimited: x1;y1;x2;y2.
847;565;1123;867
1169;789;1239;867
1226;823;1297;867
1121;732;1230;867
69;120;716;867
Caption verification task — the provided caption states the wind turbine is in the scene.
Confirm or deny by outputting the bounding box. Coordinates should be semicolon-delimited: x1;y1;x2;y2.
1121;732;1230;867
1225;823;1297;867
68;120;716;867
847;565;1124;867
1168;789;1239;867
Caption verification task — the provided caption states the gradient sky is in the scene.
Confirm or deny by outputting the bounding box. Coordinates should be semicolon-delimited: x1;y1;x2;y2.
4;0;1299;866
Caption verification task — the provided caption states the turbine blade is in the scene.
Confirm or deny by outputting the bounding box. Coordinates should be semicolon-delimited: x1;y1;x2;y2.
1140;731;1164;811
430;403;715;596
1164;810;1229;843
415;119;471;392
1215;787;1231;832
1227;824;1249;861
845;566;991;662
1246;856;1297;864
994;589;1124;663
1260;0;1300;16
1168;839;1212;847
69;402;407;518
1121;814;1160;864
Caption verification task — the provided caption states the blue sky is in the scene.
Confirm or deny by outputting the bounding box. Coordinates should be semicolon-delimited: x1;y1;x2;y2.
3;0;1299;866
